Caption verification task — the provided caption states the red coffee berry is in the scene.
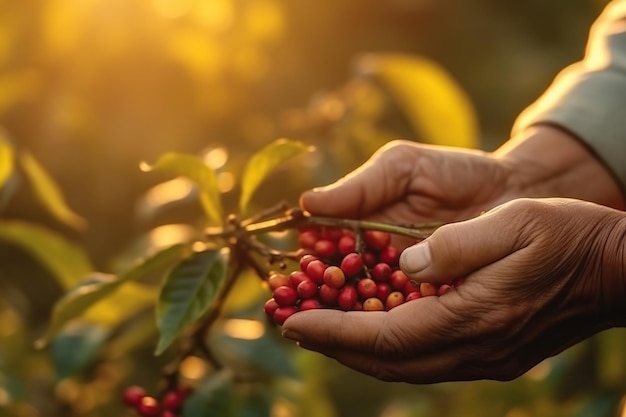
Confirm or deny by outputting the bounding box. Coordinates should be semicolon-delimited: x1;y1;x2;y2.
340;253;363;277
380;246;400;266
385;291;405;310
289;271;311;289
122;385;146;407
299;254;319;272
297;279;318;299
161;411;178;417
361;251;377;268
337;285;358;310
454;277;466;287
313;239;337;258
319;227;344;241
363;297;384;311
438;284;453;296
273;286;298;306
137;396;160;417
323;266;346;289
263;298;280;317
363;230;391;251
298;230;318;249
376;282;391;302
299;298;321;311
267;273;290;291
357;278;377;299
371;263;392;282
403;280;420;296
273;306;298;325
306;260;327;284
353;300;364;311
318;284;340;305
337;234;356;255
162;391;183;411
390;270;410;291
405;291;422;302
420;282;438;297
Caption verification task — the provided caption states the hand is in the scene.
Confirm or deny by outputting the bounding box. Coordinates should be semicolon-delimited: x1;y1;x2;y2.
301;126;625;233
282;198;626;383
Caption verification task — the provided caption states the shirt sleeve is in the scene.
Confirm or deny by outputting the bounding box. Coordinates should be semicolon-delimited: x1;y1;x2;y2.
512;0;626;188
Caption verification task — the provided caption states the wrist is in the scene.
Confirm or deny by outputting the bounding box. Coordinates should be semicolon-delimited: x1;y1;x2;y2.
493;124;626;209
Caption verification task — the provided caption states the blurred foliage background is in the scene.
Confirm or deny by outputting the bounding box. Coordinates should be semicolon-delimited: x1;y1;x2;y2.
2;0;626;416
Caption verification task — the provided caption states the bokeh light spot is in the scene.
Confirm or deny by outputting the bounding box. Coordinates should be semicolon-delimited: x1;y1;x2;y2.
223;318;265;340
153;0;194;19
203;146;228;169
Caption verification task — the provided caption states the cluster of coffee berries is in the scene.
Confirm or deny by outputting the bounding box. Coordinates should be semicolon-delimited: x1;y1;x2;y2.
122;385;191;417
264;227;456;325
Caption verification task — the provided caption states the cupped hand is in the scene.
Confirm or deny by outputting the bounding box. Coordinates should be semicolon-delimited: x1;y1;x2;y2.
282;198;626;383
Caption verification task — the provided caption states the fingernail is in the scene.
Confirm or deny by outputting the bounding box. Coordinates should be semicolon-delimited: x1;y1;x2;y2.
400;241;431;274
281;328;304;342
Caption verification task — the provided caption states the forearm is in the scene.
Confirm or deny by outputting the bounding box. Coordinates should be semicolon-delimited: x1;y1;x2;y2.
493;124;626;209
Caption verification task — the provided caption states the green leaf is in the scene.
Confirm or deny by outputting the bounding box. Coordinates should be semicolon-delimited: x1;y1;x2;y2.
141;152;223;226
156;248;228;355
239;138;313;213
19;150;87;230
182;370;235;417
0;130;14;191
213;328;299;379
52;323;109;379
0;220;92;289
39;244;189;347
356;53;479;149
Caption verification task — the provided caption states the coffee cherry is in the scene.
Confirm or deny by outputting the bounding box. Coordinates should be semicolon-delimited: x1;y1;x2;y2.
273;286;298;306
337;234;356;255
371;263;392;282
306;260;326;284
313;239;337;258
267;273;290;291
274;306;298;325
363;230;391;251
288;271;311;289
357;278;377;299
123;385;147;407
405;291;422;302
298;230;318;249
340;253;363;277
323;266;346;289
299;298;321;311
438;284;453;296
363;297;384;311
376;282;391;302
263;298;280;317
361;251;377;267
337;285;358;310
299;254;319;272
403;280;420;296
390;270;410;291
137;396;160;417
297;279;318;299
380;246;400;266
318;284;339;305
319;227;343;241
385;291;405;310
162;391;183;411
420;282;438;297
161;411;178;417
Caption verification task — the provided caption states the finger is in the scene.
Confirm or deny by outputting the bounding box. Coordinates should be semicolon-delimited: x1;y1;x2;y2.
282;291;474;356
399;203;524;284
299;141;417;218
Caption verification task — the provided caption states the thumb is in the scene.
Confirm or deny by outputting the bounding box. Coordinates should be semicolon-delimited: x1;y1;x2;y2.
399;207;521;284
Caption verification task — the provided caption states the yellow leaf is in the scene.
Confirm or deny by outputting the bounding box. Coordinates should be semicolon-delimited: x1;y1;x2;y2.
357;53;479;149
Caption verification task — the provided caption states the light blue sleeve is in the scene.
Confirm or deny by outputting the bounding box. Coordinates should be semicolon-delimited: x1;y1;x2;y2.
512;0;626;188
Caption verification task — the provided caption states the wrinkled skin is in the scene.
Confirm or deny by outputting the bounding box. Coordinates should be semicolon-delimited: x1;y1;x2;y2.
282;127;626;383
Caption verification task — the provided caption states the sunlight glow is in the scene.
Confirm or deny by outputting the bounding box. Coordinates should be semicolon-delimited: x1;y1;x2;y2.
620;395;626;417
525;359;552;381
152;0;194;19
180;355;208;380
203;146;228;169
149;224;195;247
144;178;193;206
223;319;265;340
194;0;235;33
217;171;235;193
